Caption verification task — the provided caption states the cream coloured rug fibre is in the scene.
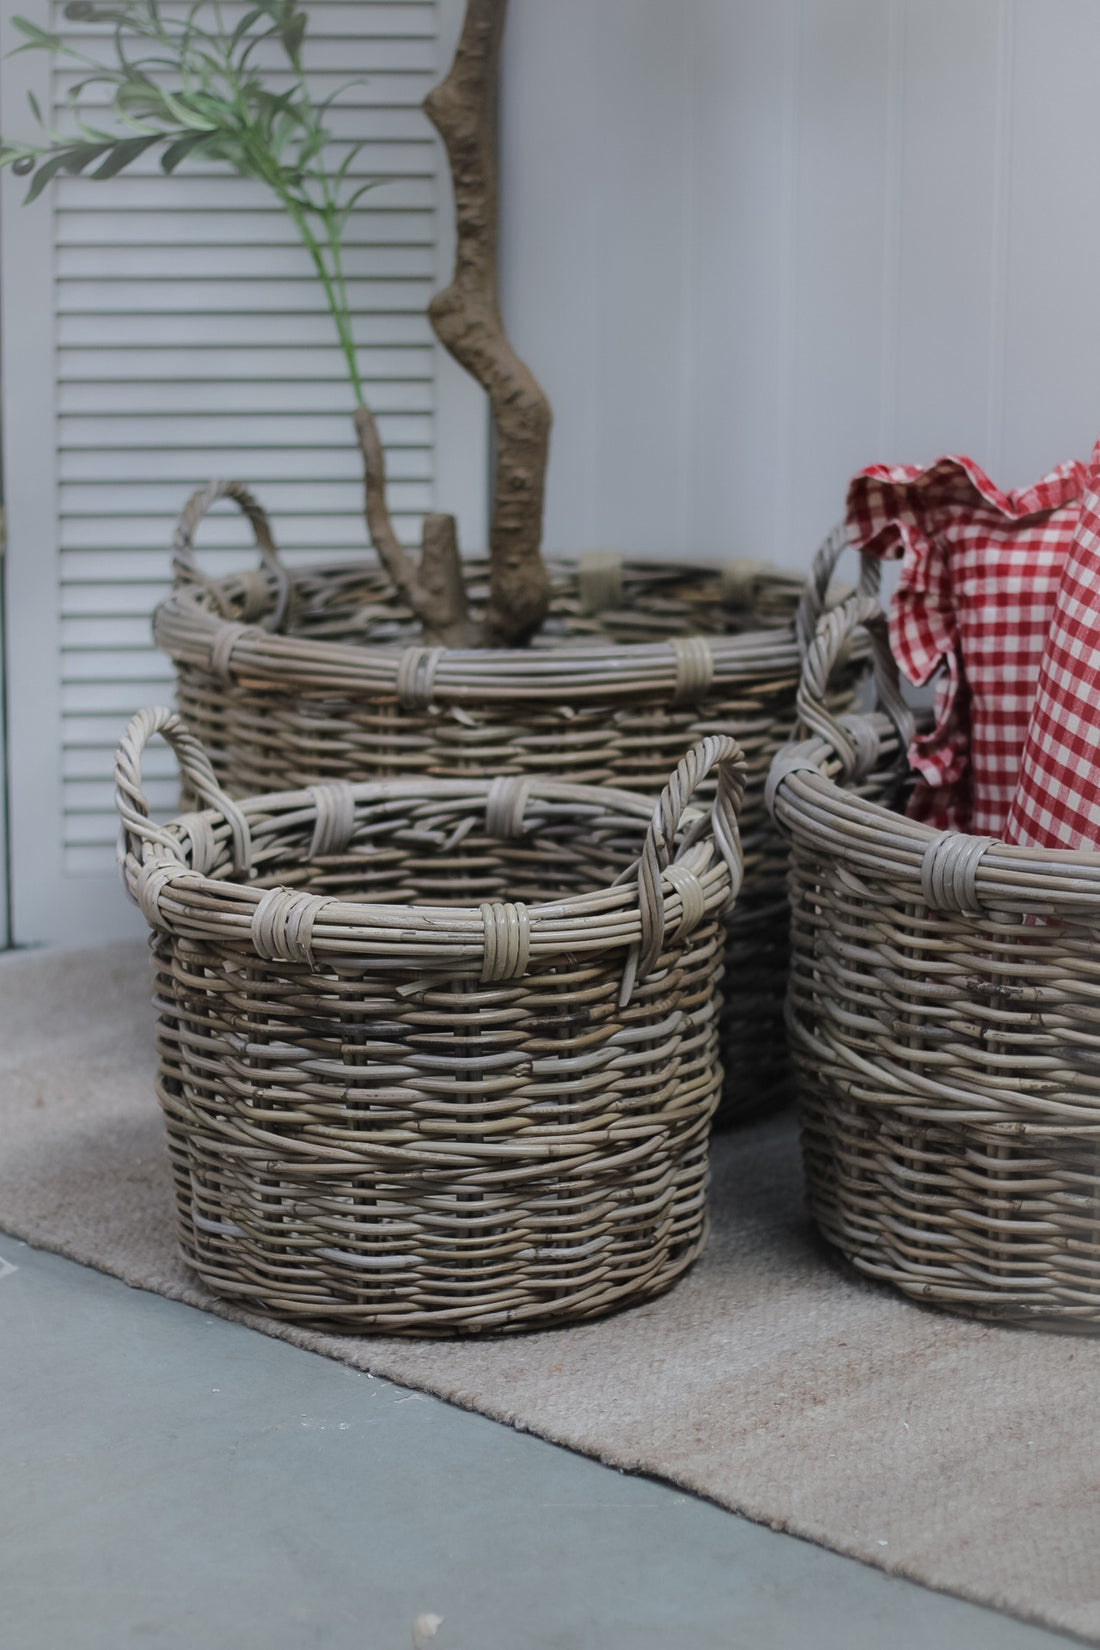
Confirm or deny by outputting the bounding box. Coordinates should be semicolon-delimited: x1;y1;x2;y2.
2;940;1099;1644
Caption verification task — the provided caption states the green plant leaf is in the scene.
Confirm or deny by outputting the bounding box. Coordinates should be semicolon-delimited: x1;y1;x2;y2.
160;127;212;171
62;139;115;171
342;178;386;212
279;10;305;65
64;3;131;21
10;15;63;49
228;7;264;53
114;79;168;118
90;131;161;176
159;84;222;132
23;149;75;202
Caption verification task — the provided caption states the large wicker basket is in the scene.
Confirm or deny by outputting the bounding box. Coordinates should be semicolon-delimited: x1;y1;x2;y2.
768;593;1100;1327
116;709;746;1335
153;482;875;1121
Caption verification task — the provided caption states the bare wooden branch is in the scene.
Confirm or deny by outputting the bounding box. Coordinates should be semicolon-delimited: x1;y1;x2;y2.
353;403;414;595
353;404;472;645
424;0;552;648
419;512;477;646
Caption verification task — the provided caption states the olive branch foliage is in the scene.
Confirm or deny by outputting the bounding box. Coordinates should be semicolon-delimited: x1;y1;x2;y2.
0;1;384;403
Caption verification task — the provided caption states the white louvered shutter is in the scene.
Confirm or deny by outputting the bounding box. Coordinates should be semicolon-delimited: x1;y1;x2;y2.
0;0;485;944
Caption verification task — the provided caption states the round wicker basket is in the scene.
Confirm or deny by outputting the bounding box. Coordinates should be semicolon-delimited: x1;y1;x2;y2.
153;483;876;1122
769;594;1100;1328
116;709;746;1335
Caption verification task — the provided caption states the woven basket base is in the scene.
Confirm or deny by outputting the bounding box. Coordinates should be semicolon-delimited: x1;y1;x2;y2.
169;1189;711;1338
150;905;725;1335
800;1082;1100;1328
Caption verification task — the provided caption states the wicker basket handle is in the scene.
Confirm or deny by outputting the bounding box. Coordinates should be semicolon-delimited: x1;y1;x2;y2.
629;733;747;995
794;523;881;656
796;593;915;778
172;480;291;632
115;706;253;883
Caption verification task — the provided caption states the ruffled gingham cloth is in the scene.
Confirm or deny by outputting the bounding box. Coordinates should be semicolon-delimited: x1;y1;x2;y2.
1004;442;1100;852
846;454;1090;835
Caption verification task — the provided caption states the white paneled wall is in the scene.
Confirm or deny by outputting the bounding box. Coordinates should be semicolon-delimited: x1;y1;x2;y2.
500;0;1100;570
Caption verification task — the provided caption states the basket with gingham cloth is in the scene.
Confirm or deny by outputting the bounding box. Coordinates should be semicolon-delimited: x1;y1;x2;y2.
116;709;746;1334
767;593;1100;1327
152;481;876;1121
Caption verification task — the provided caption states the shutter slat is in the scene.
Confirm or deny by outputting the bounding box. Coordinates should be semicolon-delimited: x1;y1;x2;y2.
59;524;396;560
59;346;432;383
57;209;432;247
59;413;432;448
55;39;436;74
58;377;431;414
58;277;435;313
54;176;435;210
60;478;431;510
59;314;432;346
57;245;435;280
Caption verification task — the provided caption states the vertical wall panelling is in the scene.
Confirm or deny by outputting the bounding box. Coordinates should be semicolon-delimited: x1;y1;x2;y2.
0;24;60;946
985;0;1016;477
499;1;601;550
500;0;699;559
499;0;1100;569
0;495;9;954
772;0;801;570
784;0;892;560
433;0;491;545
674;1;699;557
999;0;1100;482
0;30;10;948
877;0;904;461
890;0;1002;469
0;0;484;945
686;2;790;564
590;0;695;558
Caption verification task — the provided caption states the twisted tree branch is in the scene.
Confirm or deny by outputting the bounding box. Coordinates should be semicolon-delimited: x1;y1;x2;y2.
353;403;474;646
424;0;552;647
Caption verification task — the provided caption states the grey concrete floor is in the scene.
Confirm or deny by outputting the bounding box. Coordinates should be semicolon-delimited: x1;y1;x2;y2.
0;1239;1082;1650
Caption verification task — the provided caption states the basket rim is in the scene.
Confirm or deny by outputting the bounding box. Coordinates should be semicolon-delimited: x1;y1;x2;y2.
153;552;870;706
122;791;727;967
770;722;1100;913
117;742;742;991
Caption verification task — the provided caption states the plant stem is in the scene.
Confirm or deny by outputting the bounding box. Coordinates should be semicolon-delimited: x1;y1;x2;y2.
270;181;361;404
279;58;364;407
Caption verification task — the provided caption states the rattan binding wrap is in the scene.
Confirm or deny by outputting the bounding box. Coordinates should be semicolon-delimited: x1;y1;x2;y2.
116;710;746;1334
769;594;1100;1327
155;483;876;1120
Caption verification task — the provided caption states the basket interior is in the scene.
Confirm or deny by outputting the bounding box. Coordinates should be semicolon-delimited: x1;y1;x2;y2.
190;788;666;911
209;556;804;648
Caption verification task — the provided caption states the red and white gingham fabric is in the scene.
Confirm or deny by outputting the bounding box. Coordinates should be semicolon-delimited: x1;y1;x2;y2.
1005;442;1100;852
846;454;1089;834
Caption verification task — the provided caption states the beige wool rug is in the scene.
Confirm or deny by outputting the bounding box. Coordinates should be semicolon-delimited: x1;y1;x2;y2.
2;940;1099;1643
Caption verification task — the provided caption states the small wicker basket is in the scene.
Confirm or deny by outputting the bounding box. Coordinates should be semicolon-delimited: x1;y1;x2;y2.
153;482;876;1121
116;710;746;1334
768;594;1100;1327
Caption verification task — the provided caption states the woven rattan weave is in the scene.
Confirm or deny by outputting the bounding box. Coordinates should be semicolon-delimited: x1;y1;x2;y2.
769;594;1100;1327
153;482;875;1120
116;709;746;1334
